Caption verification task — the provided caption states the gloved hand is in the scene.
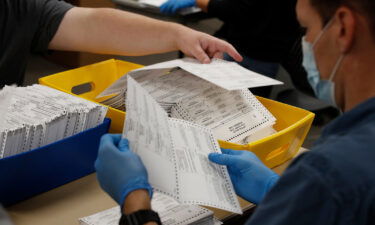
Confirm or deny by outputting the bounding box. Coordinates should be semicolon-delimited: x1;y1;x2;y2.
95;134;152;206
160;0;196;15
209;149;279;204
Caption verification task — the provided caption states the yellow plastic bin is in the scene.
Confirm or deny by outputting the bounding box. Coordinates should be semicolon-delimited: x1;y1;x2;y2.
39;59;142;133
40;59;315;168
220;97;314;168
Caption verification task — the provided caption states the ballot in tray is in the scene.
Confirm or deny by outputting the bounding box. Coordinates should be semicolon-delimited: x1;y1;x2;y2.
0;84;109;205
98;58;281;144
97;58;282;213
0;85;108;159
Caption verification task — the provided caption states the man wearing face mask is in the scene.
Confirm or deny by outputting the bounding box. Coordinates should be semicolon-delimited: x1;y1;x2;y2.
94;0;375;224
301;19;344;108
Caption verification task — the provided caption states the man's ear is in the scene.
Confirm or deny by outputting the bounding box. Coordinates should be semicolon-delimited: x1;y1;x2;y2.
335;6;356;54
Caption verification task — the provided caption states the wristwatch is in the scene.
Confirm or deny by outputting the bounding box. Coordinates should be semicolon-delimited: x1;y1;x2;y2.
119;210;162;225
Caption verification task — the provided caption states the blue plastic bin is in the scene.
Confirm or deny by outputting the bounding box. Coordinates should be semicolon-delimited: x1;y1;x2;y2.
0;118;111;206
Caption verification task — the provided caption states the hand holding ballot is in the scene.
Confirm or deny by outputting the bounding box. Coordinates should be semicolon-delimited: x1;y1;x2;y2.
209;149;279;204
95;134;153;206
95;136;280;208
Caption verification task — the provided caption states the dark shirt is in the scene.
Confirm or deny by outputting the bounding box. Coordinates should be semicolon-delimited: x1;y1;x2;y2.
246;97;375;225
0;0;73;87
208;0;301;63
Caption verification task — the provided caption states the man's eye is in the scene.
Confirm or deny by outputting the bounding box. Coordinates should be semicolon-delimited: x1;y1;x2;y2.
300;27;307;35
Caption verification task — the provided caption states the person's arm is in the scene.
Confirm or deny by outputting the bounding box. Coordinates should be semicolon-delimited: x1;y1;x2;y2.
49;7;242;63
244;152;351;225
122;190;152;214
210;149;353;225
122;190;156;225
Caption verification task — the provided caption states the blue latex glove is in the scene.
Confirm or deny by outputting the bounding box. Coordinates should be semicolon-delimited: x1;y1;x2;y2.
95;134;152;206
160;0;196;14
208;149;279;204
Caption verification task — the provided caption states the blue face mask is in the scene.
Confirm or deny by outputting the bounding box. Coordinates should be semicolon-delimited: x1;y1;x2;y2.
302;20;344;107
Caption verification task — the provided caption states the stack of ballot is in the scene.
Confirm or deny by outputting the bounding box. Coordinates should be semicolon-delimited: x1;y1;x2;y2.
97;74;128;112
97;58;280;144
99;91;126;112
79;192;221;225
169;87;277;144
0;85;108;159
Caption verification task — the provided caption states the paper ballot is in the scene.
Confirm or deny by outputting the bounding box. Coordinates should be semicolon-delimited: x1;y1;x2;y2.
97;58;282;98
124;76;242;213
0;85;107;159
134;58;283;90
79;192;221;225
99;63;277;144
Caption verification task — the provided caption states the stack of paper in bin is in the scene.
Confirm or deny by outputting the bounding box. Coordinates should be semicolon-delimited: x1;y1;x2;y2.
0;84;107;159
97;58;281;144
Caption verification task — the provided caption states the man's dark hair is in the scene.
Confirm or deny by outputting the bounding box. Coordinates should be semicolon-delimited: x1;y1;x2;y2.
309;0;375;36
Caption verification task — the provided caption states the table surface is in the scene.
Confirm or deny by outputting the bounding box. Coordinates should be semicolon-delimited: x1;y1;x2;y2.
6;148;307;225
